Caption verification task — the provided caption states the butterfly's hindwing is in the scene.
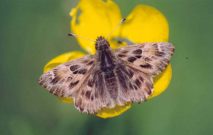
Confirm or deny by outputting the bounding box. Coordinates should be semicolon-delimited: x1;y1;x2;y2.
115;64;153;103
115;42;175;76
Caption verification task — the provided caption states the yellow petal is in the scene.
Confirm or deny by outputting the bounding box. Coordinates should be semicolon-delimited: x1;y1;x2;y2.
58;97;73;103
149;64;172;99
43;51;86;103
96;102;131;119
120;5;169;42
70;0;122;54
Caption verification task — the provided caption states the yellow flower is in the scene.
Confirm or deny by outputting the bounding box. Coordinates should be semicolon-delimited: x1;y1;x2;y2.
43;0;172;119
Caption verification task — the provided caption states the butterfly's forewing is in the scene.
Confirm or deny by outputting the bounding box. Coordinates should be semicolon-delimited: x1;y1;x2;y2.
74;69;110;113
115;42;175;76
38;55;95;98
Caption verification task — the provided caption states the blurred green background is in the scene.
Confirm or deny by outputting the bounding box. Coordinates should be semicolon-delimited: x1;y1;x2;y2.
1;0;213;135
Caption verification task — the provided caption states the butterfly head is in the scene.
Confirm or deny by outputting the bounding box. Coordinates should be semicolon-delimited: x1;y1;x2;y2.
95;36;110;51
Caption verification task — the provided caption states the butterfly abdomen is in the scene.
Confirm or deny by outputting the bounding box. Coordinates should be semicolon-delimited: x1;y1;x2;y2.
104;70;118;99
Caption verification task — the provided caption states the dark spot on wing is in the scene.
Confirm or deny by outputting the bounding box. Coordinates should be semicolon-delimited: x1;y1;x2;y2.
78;69;87;74
135;79;141;88
128;57;136;63
140;64;152;69
133;49;142;54
155;51;165;57
135;55;141;58
85;91;91;99
139;76;144;82
73;70;78;74
133;85;138;90
87;60;94;65
51;76;60;84
129;83;134;89
147;89;152;95
127;69;134;78
69;80;79;89
67;77;72;82
43;84;47;89
118;54;126;58
70;65;80;71
87;78;94;87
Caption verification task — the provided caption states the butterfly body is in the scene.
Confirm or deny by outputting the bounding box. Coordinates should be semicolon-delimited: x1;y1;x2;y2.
38;36;174;114
96;36;116;72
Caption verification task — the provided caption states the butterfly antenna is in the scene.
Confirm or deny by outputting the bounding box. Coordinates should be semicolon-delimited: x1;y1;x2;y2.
68;33;95;42
106;18;126;39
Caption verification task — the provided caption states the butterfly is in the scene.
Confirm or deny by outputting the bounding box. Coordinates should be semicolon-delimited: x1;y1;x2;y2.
38;36;175;114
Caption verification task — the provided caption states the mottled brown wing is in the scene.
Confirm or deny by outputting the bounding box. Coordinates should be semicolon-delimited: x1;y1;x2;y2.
38;55;95;98
115;42;175;76
74;64;153;114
